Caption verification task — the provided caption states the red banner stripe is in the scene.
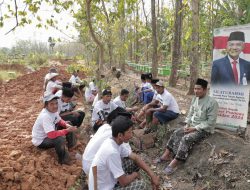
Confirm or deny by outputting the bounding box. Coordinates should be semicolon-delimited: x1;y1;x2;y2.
243;43;250;54
213;36;250;54
213;36;228;49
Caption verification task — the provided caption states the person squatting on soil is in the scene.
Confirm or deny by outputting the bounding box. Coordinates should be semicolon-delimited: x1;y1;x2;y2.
69;70;85;97
135;78;160;128
113;89;139;113
44;72;62;96
57;87;85;128
153;78;219;175
82;112;132;175
31;94;77;165
88;116;160;190
91;89;119;132
143;81;180;134
85;80;98;104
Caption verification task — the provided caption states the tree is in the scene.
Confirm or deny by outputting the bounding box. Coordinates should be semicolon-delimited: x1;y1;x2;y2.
169;0;183;87
151;0;158;77
85;0;104;74
187;0;199;95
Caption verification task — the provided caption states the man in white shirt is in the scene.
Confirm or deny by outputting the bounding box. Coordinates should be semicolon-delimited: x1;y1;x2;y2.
57;88;85;128
144;81;179;134
43;68;58;90
69;70;82;86
32;94;77;164
69;70;85;97
113;89;139;112
44;73;62;96
88;116;159;190
135;79;159;128
85;82;98;104
91;89;118;131
82;112;132;175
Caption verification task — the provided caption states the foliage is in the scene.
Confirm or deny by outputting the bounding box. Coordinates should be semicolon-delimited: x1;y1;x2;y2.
0;70;22;81
1;0;250;85
67;62;96;77
26;53;48;66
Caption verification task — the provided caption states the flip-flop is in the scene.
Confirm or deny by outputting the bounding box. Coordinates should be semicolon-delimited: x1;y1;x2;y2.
164;166;174;175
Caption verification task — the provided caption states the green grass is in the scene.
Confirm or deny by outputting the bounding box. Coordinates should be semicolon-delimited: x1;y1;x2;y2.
0;70;22;81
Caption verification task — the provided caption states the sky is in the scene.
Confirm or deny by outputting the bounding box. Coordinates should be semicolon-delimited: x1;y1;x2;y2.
0;1;79;48
0;0;170;49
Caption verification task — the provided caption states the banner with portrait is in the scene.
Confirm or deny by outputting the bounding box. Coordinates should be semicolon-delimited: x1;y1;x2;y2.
210;24;250;130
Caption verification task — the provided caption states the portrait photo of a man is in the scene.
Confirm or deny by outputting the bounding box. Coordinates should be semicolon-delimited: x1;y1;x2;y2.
211;31;250;85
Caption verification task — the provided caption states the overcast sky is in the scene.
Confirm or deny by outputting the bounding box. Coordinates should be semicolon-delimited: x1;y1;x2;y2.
0;0;80;48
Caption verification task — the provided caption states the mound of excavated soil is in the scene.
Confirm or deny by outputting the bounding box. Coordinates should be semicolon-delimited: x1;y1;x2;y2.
0;66;86;190
1;62;250;190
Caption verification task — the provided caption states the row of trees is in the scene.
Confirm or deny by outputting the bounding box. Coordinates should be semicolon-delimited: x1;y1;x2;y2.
1;0;250;92
0;40;85;62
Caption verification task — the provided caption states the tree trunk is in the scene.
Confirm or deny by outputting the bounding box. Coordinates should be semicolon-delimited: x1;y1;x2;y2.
135;3;139;64
101;0;113;69
86;0;104;73
187;0;199;95
119;0;126;72
169;0;183;87
151;0;158;77
142;0;149;62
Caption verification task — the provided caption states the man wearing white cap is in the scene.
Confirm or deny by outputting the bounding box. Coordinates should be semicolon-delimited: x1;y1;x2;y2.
144;81;179;134
44;72;62;95
32;94;77;164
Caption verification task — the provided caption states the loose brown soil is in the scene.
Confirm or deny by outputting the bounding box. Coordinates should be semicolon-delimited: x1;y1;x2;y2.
0;60;250;190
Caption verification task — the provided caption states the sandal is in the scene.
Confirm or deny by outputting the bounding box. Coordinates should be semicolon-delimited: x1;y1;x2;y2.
164;165;174;175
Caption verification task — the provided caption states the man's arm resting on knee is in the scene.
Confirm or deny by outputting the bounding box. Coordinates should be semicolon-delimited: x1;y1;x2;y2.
128;153;159;187
117;172;139;187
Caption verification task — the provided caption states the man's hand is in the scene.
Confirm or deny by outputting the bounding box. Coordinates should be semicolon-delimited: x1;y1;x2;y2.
95;120;104;126
132;172;140;179
184;127;196;133
72;111;80;117
151;175;160;190
67;126;77;132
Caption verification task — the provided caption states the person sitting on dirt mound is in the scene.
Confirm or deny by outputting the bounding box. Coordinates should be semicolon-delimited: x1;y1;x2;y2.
82;112;132;175
153;78;219;175
55;82;77;109
141;73;154;104
91;89;119;132
43;68;58;90
143;81;180;134
85;81;98;104
31;94;77;165
44;72;62;96
135;78;160;128
88;116;160;190
69;70;85;97
113;89;139;113
57;87;85;128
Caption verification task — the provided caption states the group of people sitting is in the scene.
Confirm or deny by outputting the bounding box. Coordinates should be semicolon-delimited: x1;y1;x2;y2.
32;68;86;164
31;67;219;190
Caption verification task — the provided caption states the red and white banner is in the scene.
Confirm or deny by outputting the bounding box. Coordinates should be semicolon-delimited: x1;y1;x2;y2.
210;24;250;129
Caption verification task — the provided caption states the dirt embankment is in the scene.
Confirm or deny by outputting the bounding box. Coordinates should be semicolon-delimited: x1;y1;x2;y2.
0;65;85;190
1;62;250;190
